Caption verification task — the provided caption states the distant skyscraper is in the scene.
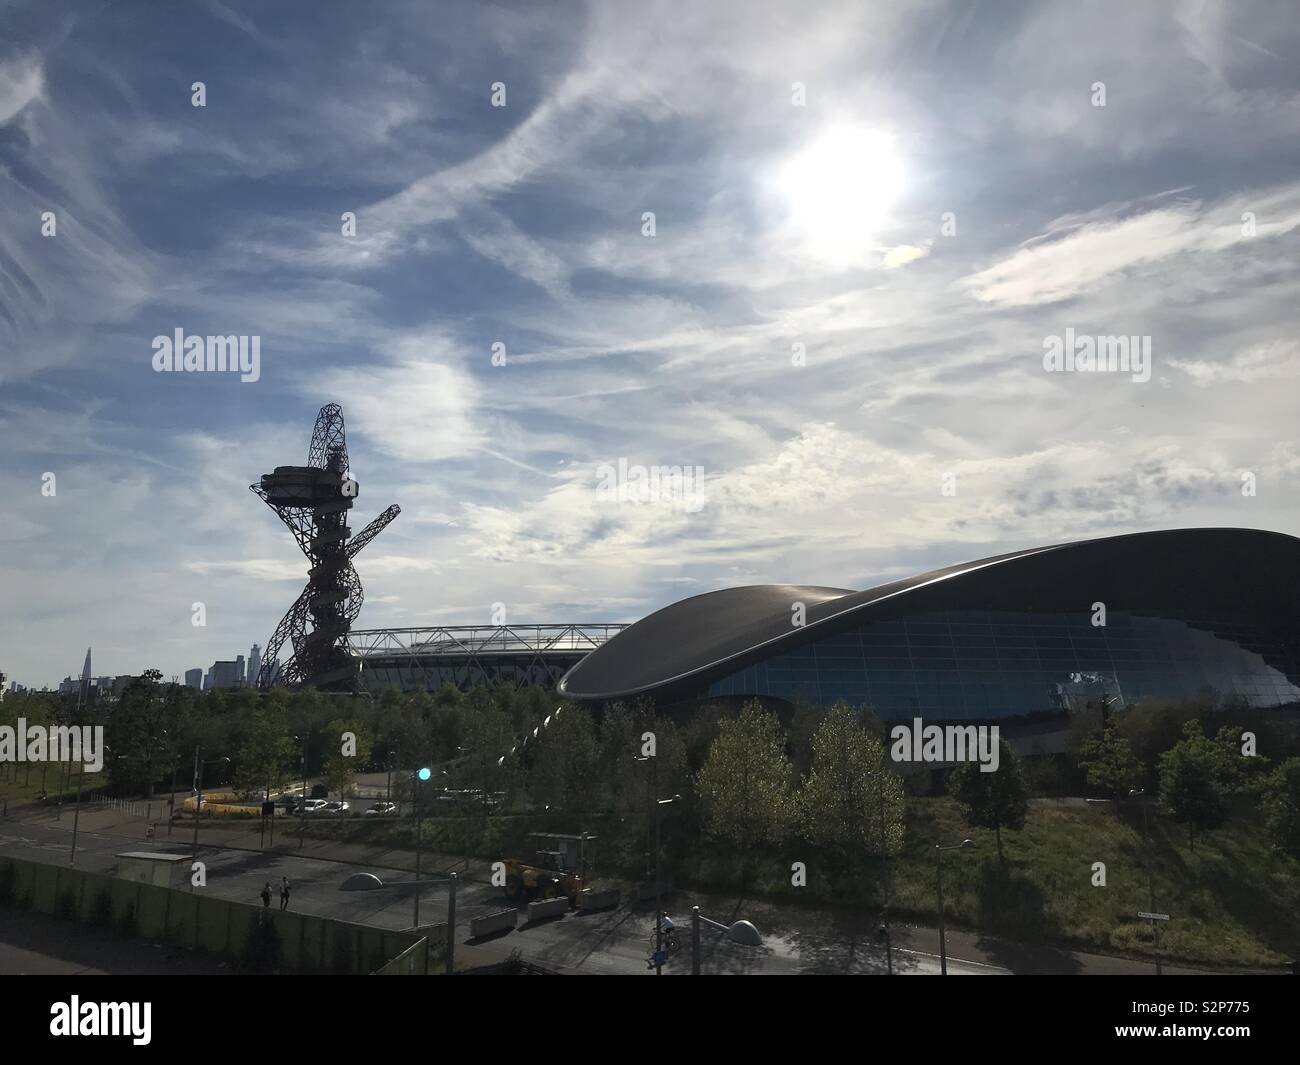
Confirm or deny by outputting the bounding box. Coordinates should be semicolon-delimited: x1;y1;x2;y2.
185;668;203;690
209;659;244;689
247;644;262;688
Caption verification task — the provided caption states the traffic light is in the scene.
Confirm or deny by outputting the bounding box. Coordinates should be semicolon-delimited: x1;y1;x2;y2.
417;767;431;781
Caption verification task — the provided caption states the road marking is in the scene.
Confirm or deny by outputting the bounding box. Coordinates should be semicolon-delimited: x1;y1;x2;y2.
889;946;1011;972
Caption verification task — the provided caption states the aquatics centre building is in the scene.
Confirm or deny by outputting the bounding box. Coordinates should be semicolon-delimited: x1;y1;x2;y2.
557;528;1300;723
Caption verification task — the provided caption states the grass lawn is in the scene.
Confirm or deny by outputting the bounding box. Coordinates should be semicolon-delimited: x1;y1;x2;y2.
685;797;1299;969
0;765;96;806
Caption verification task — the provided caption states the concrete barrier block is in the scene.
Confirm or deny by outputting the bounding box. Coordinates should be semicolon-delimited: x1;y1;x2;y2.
469;907;518;938
578;887;620;912
526;896;570;922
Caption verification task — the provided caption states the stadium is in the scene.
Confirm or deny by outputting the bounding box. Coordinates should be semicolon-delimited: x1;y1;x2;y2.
556;528;1300;723
348;624;627;693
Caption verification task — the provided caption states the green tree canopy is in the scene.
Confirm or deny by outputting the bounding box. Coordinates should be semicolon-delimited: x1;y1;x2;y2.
947;739;1029;861
1157;719;1235;850
697;701;794;877
321;718;373;797
234;702;295;799
1077;722;1142;799
799;702;904;865
1262;756;1300;859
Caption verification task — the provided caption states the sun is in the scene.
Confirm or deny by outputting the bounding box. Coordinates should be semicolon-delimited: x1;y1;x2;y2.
777;125;904;263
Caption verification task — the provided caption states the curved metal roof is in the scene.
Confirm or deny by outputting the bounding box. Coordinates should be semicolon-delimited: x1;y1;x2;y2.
557;528;1300;701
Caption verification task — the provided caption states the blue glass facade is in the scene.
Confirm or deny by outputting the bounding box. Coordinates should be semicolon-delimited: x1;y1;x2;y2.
705;609;1300;720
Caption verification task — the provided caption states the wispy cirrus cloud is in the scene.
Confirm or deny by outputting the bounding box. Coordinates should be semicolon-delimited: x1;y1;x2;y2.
961;183;1300;307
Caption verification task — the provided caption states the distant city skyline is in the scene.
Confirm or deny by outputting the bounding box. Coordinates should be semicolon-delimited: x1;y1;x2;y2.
9;641;266;693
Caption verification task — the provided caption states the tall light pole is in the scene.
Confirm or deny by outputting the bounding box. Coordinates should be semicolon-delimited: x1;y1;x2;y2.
936;839;975;975
635;751;677;975
1130;788;1162;975
296;731;309;850
690;905;762;974
413;766;430;927
69;762;84;864
190;747;229;867
446;871;457;974
167;748;180;836
877;763;894;975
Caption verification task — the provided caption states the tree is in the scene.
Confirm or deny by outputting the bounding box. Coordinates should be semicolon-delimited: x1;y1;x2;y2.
1077;723;1142;799
321;718;373;798
530;703;600;812
105;669;166;797
1157;719;1234;850
696;701;794;882
1118;695;1214;779
947;740;1029;861
235;703;294;800
461;693;516;809
1262;757;1300;858
799;703;904;872
1210;724;1269;793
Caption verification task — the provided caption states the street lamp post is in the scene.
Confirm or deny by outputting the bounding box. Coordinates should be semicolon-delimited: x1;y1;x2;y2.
652;794;678;974
413;766;430;927
936;839;975;975
297;732;310;850
878;765;893;975
636;751;678;975
69;763;84;864
167;751;180;835
446;870;457;974
690;905;762;975
1130;788;1162;976
190;746;229;867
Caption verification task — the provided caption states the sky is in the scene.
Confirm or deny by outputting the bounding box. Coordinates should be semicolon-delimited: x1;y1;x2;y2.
1;0;1298;688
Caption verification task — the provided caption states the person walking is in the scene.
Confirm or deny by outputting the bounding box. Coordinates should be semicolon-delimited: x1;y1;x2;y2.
260;882;272;909
279;876;291;911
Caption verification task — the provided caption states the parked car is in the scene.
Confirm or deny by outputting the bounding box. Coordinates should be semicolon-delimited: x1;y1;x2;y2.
297;799;328;816
363;801;398;817
321;800;350;817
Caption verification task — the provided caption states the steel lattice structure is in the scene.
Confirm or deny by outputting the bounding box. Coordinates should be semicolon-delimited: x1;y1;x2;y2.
346;624;628;692
251;403;400;691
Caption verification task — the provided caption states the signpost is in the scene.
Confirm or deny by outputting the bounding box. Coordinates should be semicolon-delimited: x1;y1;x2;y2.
1138;911;1169;975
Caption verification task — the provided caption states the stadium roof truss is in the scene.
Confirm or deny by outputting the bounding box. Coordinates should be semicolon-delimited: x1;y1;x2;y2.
347;624;629;692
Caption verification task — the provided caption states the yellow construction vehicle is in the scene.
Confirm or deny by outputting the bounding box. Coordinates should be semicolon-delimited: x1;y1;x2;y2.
503;832;597;906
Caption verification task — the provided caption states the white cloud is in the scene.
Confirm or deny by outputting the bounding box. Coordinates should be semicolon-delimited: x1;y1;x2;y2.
882;243;931;269
313;356;484;464
1170;340;1300;385
961;184;1300;307
0;54;43;124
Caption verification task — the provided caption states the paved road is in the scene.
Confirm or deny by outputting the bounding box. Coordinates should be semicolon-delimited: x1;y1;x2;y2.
0;808;1226;975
